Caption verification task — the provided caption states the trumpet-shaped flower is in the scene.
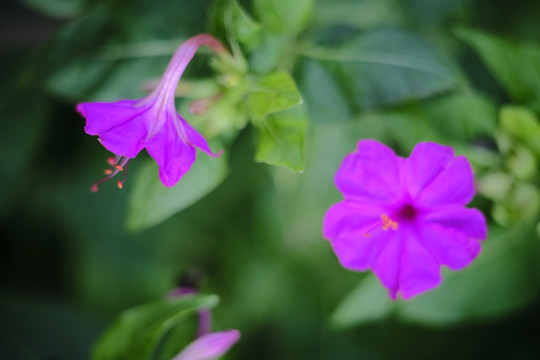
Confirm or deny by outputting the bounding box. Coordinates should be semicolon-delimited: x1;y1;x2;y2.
323;140;487;299
77;34;226;191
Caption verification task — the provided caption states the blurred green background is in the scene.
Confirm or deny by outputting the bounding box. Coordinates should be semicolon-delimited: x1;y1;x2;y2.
2;0;540;359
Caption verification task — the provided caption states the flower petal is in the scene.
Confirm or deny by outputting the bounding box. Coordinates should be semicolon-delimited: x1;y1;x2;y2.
335;140;404;203
421;206;487;239
415;156;475;206
404;142;454;199
322;200;387;240
371;230;402;300
323;201;392;271
172;330;241;360
328;229;386;272
145;115;196;187
420;223;482;271
397;225;442;299
78;100;149;158
181;117;222;157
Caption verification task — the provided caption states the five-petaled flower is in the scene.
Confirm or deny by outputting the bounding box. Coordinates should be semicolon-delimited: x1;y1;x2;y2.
77;34;227;191
323;140;487;300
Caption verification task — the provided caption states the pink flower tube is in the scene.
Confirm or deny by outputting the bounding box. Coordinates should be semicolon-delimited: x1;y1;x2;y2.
77;34;226;191
323;140;487;300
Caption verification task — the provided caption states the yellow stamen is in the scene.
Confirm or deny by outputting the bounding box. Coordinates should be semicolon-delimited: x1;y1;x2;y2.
381;214;398;231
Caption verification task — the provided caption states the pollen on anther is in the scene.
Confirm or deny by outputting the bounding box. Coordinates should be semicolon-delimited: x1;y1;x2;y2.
117;180;124;189
381;214;398;231
104;169;113;175
115;165;124;171
107;157;117;166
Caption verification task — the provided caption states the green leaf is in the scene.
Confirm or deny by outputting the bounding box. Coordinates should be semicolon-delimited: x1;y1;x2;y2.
92;294;219;360
302;27;461;109
248;33;287;73
422;92;497;140
253;0;313;34
126;148;228;232
21;0;85;18
248;71;302;123
455;28;540;103
330;274;394;328
499;105;540;158
232;1;262;47
255;106;307;171
299;59;351;123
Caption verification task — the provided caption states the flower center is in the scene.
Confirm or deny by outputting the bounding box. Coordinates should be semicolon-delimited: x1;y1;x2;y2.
364;204;417;237
396;203;416;221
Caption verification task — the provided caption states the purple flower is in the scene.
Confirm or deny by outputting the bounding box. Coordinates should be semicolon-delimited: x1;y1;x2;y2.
77;34;226;191
323;140;487;300
171;330;240;360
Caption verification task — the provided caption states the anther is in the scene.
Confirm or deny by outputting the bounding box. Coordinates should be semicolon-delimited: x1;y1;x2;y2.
364;214;399;237
90;155;130;192
381;214;398;231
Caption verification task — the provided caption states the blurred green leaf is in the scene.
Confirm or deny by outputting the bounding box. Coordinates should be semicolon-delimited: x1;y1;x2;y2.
232;0;262;47
313;0;399;30
492;183;540;226
330;274;394;328
49;56;169;101
248;71;302;123
455;28;540;103
248;32;288;73
302;27;461;109
92;294;218;360
422;92;497;140
505;145;537;181
253;0;313;34
22;0;85;18
255;105;307;171
499;105;540;158
126;148;228;232
300;59;351;123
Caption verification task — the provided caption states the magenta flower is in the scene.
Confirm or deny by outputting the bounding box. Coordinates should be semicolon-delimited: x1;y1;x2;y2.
77;34;227;191
172;330;240;360
323;140;487;300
